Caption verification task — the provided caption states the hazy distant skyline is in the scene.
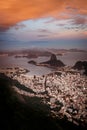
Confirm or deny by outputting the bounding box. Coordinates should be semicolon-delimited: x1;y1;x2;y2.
0;0;87;50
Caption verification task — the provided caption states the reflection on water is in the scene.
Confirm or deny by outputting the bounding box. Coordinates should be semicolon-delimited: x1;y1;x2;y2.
0;52;87;76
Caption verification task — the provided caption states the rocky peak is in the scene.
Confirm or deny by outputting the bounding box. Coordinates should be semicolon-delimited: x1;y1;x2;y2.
50;54;57;61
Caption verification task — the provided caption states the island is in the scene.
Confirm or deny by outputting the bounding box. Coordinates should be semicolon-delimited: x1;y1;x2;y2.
28;60;37;65
28;54;65;68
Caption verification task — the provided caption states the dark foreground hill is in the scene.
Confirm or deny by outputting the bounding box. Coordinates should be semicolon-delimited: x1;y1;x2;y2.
73;61;87;75
0;73;86;130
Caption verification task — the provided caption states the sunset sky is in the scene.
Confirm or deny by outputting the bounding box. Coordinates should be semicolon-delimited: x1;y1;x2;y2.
0;0;87;50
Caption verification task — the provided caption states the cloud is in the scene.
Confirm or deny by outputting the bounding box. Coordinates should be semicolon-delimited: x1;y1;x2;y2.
56;23;66;26
84;31;87;35
0;0;66;30
37;34;48;37
14;23;26;30
72;17;87;25
38;29;51;33
0;25;10;32
69;0;87;15
0;0;87;31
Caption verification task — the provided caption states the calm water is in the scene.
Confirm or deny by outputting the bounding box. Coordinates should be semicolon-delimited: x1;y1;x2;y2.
0;52;87;76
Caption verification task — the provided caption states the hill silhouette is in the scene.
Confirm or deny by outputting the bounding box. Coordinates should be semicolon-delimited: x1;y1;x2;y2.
40;54;65;67
73;61;87;75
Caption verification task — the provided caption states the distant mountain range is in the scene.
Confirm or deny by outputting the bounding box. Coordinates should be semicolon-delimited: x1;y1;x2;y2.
0;48;86;57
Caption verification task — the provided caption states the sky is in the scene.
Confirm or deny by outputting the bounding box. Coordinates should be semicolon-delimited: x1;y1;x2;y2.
0;0;87;50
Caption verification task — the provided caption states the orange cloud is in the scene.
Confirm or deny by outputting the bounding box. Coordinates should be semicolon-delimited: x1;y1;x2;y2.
83;31;87;35
0;0;87;30
69;0;87;15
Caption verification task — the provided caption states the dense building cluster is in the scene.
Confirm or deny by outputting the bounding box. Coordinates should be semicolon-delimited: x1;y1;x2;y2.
0;67;87;126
